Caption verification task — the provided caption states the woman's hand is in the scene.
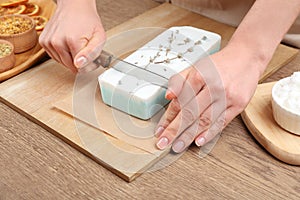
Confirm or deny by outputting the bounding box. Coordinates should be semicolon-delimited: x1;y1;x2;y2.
154;0;300;153
155;45;262;153
39;0;106;73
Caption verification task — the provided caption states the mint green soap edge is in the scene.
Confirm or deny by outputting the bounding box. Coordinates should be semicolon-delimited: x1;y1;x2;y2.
100;85;169;120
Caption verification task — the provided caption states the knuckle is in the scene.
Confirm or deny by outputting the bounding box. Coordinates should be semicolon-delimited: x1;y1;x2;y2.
239;95;250;109
51;40;63;50
181;108;197;124
164;101;181;124
183;129;198;141
190;70;204;86
168;75;176;83
231;95;249;112
38;35;45;45
213;85;226;99
65;36;76;46
217;117;226;128
198;115;211;128
169;99;181;113
165;126;180;139
225;86;248;111
169;73;183;86
211;118;226;132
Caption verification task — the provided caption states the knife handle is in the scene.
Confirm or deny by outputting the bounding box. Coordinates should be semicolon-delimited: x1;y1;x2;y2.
93;50;113;68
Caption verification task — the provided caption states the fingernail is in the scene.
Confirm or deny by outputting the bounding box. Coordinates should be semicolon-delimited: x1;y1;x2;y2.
172;140;185;153
156;137;169;150
75;56;88;68
154;126;164;137
196;137;206;147
165;90;174;100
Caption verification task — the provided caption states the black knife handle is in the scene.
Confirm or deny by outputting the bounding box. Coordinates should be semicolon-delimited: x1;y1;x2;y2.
93;50;113;68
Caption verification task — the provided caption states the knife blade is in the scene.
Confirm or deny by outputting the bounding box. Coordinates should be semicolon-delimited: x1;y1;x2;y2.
79;50;169;88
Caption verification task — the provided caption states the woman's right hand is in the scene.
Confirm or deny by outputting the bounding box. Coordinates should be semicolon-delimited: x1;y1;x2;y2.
39;0;106;73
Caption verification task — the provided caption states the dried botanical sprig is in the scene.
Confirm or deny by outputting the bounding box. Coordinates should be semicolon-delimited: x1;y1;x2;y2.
142;31;206;69
165;47;171;56
187;47;194;53
178;37;193;46
168;32;174;43
149;56;154;63
194;40;201;45
154;56;177;64
184;38;191;44
177;52;183;58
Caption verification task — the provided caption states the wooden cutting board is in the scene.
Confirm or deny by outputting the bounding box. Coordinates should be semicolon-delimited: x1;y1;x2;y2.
0;3;298;181
241;82;300;165
0;0;56;82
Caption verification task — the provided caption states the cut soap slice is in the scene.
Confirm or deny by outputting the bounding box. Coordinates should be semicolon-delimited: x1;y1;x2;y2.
98;26;221;120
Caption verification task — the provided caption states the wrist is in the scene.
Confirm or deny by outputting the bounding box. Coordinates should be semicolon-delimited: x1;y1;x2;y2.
225;36;271;79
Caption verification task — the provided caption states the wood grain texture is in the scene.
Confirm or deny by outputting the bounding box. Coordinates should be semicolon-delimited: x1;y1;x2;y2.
0;2;299;182
0;60;168;182
1;101;300;199
0;0;56;82
241;82;300;165
0;0;300;199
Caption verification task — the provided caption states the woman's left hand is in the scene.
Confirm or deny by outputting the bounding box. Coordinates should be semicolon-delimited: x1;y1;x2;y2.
155;45;263;153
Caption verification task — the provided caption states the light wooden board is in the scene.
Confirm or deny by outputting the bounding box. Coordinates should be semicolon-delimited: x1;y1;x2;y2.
0;0;56;82
54;83;164;155
0;3;298;181
241;82;300;165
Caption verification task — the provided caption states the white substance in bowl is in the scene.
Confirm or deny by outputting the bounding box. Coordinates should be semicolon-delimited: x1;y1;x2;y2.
272;72;300;135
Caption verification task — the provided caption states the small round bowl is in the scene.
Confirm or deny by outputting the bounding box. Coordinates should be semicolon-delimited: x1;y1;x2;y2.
272;75;300;135
0;14;37;53
0;39;15;73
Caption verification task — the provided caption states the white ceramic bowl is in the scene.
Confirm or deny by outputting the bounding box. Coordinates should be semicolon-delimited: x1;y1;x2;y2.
272;74;300;135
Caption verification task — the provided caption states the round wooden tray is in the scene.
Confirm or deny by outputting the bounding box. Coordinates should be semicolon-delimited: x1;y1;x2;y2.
241;82;300;165
0;0;56;82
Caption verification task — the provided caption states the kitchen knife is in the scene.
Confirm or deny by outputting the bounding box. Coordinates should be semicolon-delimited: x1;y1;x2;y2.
79;50;169;88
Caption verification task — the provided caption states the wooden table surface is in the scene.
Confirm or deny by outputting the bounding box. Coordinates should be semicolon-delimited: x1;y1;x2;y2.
1;1;299;199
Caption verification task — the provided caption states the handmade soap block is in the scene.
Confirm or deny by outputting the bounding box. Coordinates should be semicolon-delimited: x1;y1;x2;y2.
98;26;221;120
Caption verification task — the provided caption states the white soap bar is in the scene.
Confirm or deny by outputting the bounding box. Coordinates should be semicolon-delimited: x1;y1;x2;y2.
98;26;221;120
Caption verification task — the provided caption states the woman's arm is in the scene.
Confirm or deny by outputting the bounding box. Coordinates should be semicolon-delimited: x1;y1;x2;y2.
228;0;300;77
155;0;300;153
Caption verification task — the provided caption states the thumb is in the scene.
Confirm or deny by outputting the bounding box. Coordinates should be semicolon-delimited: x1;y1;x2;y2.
74;32;106;70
